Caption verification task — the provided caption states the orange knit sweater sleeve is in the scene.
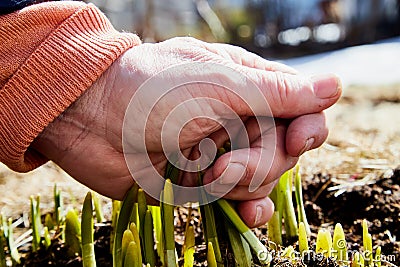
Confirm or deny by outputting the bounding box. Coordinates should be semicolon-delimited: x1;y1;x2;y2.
0;1;141;172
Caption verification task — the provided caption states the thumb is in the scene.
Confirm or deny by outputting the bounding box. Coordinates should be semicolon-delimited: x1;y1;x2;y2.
223;63;341;118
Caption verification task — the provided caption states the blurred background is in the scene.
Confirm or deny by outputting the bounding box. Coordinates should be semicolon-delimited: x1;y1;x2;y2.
86;0;400;58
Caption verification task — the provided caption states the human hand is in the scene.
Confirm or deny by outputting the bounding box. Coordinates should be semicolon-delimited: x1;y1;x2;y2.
32;37;341;227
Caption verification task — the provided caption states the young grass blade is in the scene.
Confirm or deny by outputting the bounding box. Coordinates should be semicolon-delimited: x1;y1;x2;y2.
351;251;364;267
267;210;282;247
362;219;373;266
217;199;272;265
282;245;296;261
0;215;7;240
183;204;195;267
148;206;164;265
294;166;311;236
184;204;193;234
43;226;51;250
268;187;283;246
138;189;148;244
58;207;66;242
365;233;373;267
332;223;348;265
124;241;141;267
30;195;42;252
298;222;309;254
198;172;223;267
207;242;218;267
92;192;104;223
130;203;138;227
199;202;222;266
65;209;82;257
111;200;121;254
113;184;139;267
279;170;298;239
183;225;195;267
375;246;381;267
122;230;134;266
0;229;6;267
316;229;332;258
82;192;96;267
54;184;63;227
144;210;156;267
7;218;20;264
224;219;252;267
162;179;177;267
129;222;142;264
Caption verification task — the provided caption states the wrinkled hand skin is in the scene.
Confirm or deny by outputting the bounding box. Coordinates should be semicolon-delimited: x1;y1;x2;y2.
32;37;341;228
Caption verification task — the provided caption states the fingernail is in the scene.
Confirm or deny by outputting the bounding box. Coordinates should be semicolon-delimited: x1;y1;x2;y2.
210;183;232;195
298;137;315;156
254;205;263;226
218;163;247;185
312;74;340;99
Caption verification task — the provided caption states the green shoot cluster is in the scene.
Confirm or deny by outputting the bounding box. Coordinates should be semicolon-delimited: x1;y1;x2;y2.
0;167;388;267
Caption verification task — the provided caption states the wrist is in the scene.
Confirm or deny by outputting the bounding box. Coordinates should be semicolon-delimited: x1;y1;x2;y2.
31;65;115;162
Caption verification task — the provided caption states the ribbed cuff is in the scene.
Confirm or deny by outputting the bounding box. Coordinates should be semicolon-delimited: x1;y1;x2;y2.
0;3;141;171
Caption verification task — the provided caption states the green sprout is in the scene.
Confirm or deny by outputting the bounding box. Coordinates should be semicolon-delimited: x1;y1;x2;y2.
0;219;6;267
110;199;121;254
7;218;20;265
207;242;218;267
316;229;332;258
30;194;42;252
149;205;164;265
199;189;223;267
144;210;156;266
352;251;364;267
54;184;63;227
183;225;195;267
81;192;96;267
129;222;142;260
224;219;252;267
362;219;373;266
332;223;348;265
122;229;135;265
161;179;177;267
294;166;311;236
122;223;142;266
217;199;272;265
279;169;298;240
130;203;138;228
92;192;105;223
375;246;381;267
65;209;81;257
124;240;141;267
113;184;139;267
267;210;282;247
298;222;309;254
281;245;296;261
43;226;51;250
138;188;147;244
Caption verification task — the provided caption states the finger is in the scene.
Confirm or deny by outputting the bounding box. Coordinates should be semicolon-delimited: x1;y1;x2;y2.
170;37;298;74
285;112;329;157
211;180;278;201
220;64;342;118
206;43;298;74
203;123;298;197
237;197;275;228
